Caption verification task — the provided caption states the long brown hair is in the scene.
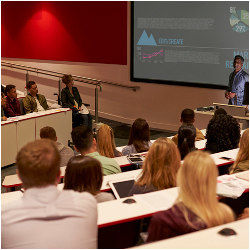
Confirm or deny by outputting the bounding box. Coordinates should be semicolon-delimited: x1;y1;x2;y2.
136;138;181;190
230;128;249;174
177;151;234;228
178;124;196;159
97;124;121;158
128;118;150;153
64;155;103;195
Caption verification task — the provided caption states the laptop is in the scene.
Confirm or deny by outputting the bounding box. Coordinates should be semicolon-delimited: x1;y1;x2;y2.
109;178;135;199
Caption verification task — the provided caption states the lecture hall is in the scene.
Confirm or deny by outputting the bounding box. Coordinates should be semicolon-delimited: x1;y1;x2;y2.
1;1;249;249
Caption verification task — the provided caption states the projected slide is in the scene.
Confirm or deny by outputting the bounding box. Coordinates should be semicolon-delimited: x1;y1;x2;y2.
132;2;249;88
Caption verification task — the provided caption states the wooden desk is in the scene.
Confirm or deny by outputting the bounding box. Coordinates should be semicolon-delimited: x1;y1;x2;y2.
131;219;249;249
1;108;72;167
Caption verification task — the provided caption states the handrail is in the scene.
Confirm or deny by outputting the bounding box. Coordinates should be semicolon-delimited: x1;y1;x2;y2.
2;60;141;124
1;61;140;91
2;60;102;123
1;61;101;88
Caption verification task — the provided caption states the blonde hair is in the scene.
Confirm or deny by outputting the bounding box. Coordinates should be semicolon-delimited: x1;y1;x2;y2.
136;138;181;190
177;151;234;228
16;139;60;189
97;124;120;158
230;128;249;174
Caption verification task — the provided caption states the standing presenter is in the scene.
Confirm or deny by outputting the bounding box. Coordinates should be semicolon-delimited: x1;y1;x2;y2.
225;55;249;106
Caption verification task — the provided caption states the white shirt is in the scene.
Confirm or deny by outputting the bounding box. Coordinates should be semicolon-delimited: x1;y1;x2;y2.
34;96;45;112
1;185;97;249
79;104;90;114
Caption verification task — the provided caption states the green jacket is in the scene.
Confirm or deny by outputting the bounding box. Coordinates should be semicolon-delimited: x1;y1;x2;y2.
23;94;48;114
61;87;82;113
86;152;121;176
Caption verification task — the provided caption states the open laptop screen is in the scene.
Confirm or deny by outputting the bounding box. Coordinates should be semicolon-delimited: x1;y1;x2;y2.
109;179;135;199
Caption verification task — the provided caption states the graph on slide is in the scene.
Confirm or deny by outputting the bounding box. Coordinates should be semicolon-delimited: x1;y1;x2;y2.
230;9;248;33
137;47;164;63
143;49;163;59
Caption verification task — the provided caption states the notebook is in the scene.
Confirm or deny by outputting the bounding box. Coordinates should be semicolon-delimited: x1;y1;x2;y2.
236;171;249;181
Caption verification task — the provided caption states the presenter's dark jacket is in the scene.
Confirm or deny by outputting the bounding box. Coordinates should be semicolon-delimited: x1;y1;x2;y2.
227;69;249;106
147;203;207;243
4;96;21;117
23;94;48;114
61;87;82;113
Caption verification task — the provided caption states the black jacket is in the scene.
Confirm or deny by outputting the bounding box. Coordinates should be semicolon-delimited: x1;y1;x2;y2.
61;87;82;113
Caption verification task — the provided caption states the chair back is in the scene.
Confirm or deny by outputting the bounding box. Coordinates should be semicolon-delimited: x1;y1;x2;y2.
18;98;26;115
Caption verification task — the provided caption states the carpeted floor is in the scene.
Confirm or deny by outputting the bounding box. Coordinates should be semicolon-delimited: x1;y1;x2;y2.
1;116;176;193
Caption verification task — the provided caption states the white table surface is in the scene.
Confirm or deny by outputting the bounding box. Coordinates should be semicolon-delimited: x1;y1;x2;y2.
2;171;248;228
2;148;241;190
130;218;249;249
1;108;72;167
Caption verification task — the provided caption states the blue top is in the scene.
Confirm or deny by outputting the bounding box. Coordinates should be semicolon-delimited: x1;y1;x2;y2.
227;69;249;106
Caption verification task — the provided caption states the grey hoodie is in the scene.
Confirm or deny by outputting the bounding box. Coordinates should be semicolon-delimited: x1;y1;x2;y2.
55;141;74;167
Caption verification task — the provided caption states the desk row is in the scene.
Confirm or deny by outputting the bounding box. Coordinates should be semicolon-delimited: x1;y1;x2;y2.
2;148;240;192
2;171;249;228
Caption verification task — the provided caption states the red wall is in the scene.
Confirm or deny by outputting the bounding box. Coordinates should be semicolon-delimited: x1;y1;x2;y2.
1;1;127;65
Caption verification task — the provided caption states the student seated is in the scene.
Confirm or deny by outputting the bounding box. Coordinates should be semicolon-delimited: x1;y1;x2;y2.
40;126;74;167
147;151;235;243
214;108;227;118
97;124;122;158
172;108;205;145
129;138;181;195
23;81;49;113
205;114;240;153
1;92;7;121
178;124;197;160
4;84;21;117
1;139;97;249
61;74;92;129
229;128;249;174
64;155;115;203
122;118;152;155
71;125;121;175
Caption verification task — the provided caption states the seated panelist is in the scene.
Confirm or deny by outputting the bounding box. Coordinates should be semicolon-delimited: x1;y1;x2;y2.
23;81;48;113
1;92;7;121
4;84;21;117
61;74;92;129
